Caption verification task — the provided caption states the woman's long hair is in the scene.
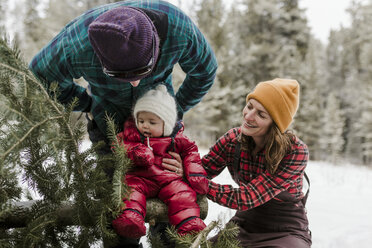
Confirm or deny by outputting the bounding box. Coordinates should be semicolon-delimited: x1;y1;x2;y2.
240;123;295;174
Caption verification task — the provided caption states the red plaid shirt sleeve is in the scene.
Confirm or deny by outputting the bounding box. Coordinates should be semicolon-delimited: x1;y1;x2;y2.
202;128;238;179
203;128;309;211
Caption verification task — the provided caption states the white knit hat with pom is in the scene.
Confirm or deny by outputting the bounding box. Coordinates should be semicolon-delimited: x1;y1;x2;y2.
133;85;177;136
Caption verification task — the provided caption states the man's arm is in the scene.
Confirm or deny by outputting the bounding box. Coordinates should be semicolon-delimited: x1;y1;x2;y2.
29;15;93;112
176;20;218;115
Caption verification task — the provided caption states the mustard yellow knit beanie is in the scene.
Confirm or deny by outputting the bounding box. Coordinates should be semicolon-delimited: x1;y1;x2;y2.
246;78;299;133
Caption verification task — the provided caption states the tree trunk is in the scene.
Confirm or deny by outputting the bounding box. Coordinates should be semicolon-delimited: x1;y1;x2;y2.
0;195;208;229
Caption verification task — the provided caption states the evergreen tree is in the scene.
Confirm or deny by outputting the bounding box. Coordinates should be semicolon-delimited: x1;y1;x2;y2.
318;93;345;164
0;0;6;29
339;3;368;162
342;1;372;164
0;35;130;247
323;0;372;164
183;0;237;144
21;0;44;61
83;0;122;10
355;85;372;165
293;37;325;160
39;0;87;41
353;1;372;165
19;0;113;61
194;0;228;57
231;0;310;84
187;0;311;141
0;35;239;247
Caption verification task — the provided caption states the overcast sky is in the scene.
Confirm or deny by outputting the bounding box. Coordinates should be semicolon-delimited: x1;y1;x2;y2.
299;0;352;44
5;0;354;45
169;0;353;44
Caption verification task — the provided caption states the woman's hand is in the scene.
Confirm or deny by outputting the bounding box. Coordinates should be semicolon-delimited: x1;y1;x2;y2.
162;151;183;177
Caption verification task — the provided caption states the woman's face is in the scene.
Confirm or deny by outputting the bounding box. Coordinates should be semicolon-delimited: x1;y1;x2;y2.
241;99;273;143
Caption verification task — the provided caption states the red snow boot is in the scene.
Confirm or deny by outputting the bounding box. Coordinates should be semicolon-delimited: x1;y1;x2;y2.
177;217;206;236
112;210;146;239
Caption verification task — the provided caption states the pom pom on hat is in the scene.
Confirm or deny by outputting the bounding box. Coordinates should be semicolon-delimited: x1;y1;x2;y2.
88;6;159;82
133;85;177;136
246;78;300;133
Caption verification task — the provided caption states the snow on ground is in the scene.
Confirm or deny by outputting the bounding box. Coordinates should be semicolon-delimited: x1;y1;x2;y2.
22;141;372;247
145;149;372;248
80;142;370;248
194;160;372;248
194;153;372;248
305;161;372;248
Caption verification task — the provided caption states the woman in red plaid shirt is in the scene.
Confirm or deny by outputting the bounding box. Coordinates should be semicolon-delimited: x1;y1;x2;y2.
202;78;312;247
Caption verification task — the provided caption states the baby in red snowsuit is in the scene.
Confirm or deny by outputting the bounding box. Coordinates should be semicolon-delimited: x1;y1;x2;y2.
112;85;209;239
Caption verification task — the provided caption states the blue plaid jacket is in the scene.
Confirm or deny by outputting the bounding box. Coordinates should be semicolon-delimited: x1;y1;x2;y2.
29;0;217;134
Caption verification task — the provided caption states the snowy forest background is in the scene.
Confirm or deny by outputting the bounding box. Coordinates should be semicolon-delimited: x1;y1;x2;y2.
2;0;372;166
0;0;372;247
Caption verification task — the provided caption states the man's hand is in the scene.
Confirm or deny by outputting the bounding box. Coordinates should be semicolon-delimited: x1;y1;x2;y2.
162;151;183;177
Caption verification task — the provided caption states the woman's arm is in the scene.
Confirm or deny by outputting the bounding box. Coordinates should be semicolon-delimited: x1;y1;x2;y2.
207;141;309;211
202;128;239;179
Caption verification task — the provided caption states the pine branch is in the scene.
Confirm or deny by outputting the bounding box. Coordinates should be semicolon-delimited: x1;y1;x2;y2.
212;221;241;248
190;221;218;248
105;114;132;210
2;104;33;125
0;33;214;247
1;116;63;159
159;217;241;248
0;197;208;228
0;59;80;154
0;62;57;108
0;35;102;245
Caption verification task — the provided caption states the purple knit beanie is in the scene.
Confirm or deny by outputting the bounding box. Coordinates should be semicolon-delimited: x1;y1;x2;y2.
88;6;160;82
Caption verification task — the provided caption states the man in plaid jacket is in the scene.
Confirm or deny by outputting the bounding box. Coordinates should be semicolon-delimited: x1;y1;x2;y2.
29;1;217;247
29;0;217;154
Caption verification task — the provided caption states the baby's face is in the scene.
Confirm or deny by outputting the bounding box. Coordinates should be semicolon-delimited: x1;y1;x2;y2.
136;111;164;138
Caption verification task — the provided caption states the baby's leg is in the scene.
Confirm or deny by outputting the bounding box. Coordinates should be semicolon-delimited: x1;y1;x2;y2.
112;175;157;239
158;180;206;235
